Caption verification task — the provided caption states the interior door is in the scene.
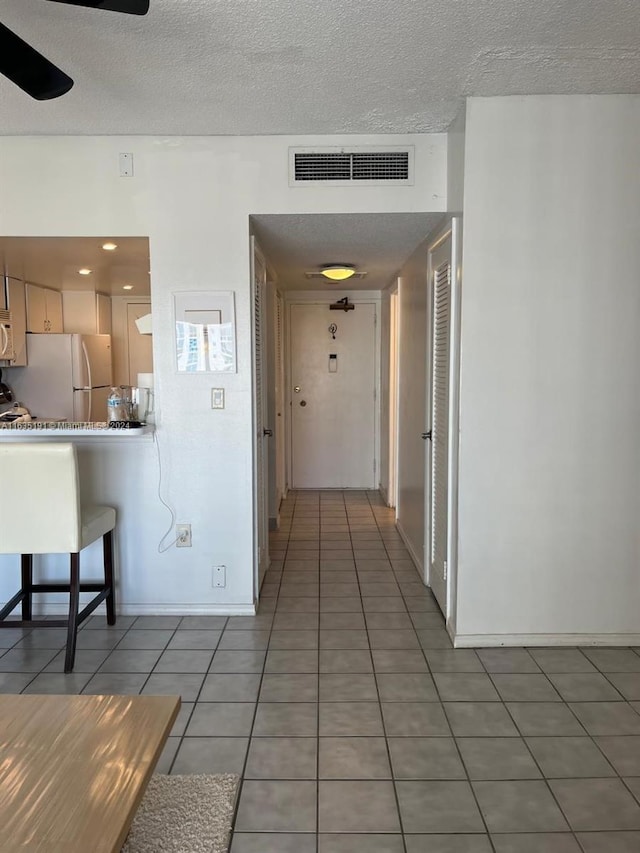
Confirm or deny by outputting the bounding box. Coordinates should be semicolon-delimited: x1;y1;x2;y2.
252;239;270;590
427;236;453;614
290;302;376;489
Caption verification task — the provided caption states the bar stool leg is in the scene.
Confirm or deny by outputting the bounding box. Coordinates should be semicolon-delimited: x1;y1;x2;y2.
104;531;116;626
64;553;81;673
21;554;33;621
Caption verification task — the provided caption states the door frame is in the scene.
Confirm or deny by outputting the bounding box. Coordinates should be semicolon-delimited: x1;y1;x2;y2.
424;217;463;632
284;289;382;491
387;284;400;508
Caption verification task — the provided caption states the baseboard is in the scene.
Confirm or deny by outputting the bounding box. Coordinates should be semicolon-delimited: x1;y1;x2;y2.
269;516;279;532
30;602;257;617
395;520;423;574
379;484;389;506
453;633;640;648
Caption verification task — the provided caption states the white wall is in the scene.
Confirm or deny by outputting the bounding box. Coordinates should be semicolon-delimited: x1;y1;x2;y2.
456;95;640;643
395;243;430;571
0;134;446;612
447;109;465;213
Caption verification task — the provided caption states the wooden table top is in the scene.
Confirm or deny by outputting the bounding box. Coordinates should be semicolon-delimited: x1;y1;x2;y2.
0;693;180;853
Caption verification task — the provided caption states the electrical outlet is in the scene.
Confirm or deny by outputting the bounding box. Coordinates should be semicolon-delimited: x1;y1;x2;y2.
212;565;226;587
119;152;134;177
176;524;192;547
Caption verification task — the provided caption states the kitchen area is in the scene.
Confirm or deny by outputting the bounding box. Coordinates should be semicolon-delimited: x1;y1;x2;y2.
0;236;153;429
0;236;159;613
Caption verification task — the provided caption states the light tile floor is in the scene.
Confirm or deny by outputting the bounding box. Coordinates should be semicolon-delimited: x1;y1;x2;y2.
3;490;640;852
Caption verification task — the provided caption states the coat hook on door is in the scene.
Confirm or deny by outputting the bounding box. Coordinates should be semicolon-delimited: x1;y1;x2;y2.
330;297;355;312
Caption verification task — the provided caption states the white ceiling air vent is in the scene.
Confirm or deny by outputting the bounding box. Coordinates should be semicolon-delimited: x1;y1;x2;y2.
289;146;414;187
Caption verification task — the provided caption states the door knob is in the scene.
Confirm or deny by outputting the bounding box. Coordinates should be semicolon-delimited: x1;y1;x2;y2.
294;386;301;393
300;400;307;407
263;428;273;437
421;430;432;440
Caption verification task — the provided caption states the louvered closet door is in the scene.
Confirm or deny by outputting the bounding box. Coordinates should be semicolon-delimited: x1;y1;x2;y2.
252;240;269;589
429;238;452;614
275;294;286;502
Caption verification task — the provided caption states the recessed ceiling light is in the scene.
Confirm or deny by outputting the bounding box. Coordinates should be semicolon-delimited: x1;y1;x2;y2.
122;285;133;291
102;242;118;251
320;264;356;281
78;268;92;275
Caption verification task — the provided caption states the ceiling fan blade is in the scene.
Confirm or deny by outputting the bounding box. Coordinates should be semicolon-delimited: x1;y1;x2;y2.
46;0;150;14
0;23;73;100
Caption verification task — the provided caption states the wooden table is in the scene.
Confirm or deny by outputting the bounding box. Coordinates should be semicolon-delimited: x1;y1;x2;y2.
0;693;180;853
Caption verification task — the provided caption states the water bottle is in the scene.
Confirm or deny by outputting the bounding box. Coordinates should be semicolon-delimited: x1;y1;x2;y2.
107;387;123;423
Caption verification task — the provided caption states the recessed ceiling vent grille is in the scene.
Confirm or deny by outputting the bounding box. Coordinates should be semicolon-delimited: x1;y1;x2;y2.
290;146;414;187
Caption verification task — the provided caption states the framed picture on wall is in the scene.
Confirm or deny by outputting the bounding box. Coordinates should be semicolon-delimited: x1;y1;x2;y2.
174;291;236;373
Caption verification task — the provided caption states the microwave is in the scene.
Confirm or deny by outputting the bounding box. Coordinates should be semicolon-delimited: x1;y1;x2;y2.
0;310;15;362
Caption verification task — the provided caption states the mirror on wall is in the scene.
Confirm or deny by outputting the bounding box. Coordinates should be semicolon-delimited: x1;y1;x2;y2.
0;236;152;423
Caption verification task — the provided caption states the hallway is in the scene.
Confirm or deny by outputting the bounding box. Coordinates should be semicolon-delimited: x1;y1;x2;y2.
2;491;640;851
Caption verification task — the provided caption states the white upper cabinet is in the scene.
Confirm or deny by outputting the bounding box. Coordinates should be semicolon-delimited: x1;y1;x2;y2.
62;291;112;335
26;284;63;333
96;293;112;335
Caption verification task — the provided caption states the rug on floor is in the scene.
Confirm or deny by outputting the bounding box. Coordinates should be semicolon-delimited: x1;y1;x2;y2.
121;774;239;853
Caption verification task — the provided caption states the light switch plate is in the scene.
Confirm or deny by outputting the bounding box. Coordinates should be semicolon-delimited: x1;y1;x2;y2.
211;388;225;409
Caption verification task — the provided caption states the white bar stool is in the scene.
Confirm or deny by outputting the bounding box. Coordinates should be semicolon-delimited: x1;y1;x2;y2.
0;442;116;672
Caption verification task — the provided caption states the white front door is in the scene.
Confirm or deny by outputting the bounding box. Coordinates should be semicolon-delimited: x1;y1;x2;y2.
427;235;453;614
290;302;376;489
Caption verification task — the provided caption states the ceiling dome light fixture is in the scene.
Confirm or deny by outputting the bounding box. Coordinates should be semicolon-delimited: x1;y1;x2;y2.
102;242;118;251
78;268;92;275
320;264;356;281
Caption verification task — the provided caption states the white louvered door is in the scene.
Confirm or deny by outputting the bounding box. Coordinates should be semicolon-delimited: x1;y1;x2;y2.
275;293;286;503
252;240;270;590
428;237;452;614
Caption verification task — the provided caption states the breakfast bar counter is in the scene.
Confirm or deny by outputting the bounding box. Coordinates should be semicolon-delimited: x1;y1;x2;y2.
0;423;160;612
0;422;154;440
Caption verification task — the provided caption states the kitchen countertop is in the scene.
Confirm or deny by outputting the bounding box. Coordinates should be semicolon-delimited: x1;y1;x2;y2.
0;422;154;439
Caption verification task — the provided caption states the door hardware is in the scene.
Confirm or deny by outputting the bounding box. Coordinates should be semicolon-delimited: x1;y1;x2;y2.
263;428;273;437
300;400;307;407
294;386;301;393
330;297;355;312
421;430;432;440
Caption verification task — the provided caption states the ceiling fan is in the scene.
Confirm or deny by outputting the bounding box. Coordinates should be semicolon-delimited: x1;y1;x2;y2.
0;0;149;101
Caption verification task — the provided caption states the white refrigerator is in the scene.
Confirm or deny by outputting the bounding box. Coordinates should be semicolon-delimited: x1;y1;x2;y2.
11;334;113;422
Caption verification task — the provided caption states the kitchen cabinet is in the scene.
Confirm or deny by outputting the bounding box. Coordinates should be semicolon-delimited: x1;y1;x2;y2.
26;284;63;333
96;293;112;335
62;291;112;335
4;277;27;365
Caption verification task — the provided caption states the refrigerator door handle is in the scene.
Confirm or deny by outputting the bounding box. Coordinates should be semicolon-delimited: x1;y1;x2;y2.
82;341;92;389
81;341;93;421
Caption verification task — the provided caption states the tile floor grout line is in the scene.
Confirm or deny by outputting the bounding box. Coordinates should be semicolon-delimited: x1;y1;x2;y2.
164;618;225;775
230;488;301;845
315;492;328;853
363;487;410;853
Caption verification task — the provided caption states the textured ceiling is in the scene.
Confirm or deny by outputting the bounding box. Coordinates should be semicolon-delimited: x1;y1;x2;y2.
1;0;639;135
0;236;151;295
251;213;445;291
